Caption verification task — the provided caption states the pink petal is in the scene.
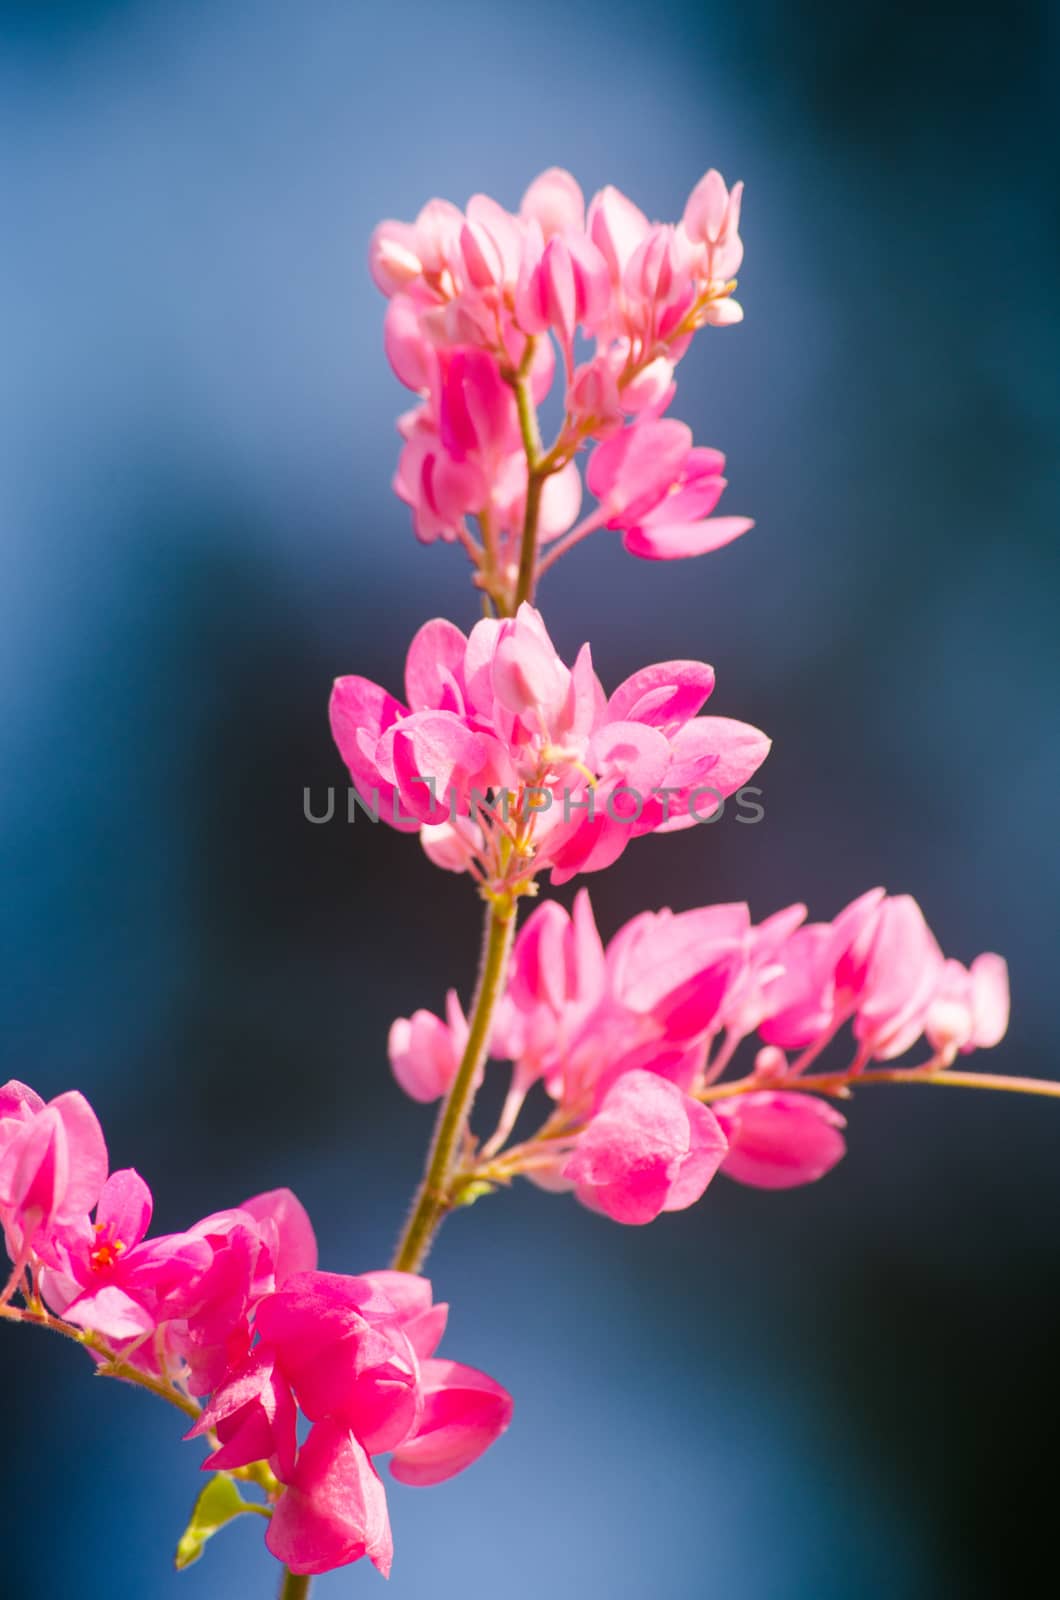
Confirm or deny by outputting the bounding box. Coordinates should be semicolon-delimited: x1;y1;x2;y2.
390;1358;513;1487
715;1092;847;1190
564;1070;727;1225
623;514;753;561
95;1168;152;1250
969;953;1010;1049
266;1420;393;1578
520;167;585;238
606;661;716;728
404;619;469;712
240;1188;318;1284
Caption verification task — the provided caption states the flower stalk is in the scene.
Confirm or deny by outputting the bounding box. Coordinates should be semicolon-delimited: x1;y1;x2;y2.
391;896;518;1272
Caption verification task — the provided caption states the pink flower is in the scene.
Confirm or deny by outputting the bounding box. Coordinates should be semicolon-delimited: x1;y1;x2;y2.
681;170;744;285
587;418;753;561
925;954;1010;1061
515;228;610;364
713;1092;847;1189
757;888;886;1049
369;173;750;584
330;606;769;889
168;1190;315;1395
520;167;585;240
266;1418;393;1578
848;895;946;1061
0;1085;107;1263
390;1358;513;1486
563;1069;728;1224
256;1270;425;1453
388;991;469;1103
188;1346;298;1481
586;184;650;285
41;1169;212;1343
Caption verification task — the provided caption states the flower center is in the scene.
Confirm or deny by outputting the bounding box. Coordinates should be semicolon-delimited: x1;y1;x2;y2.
90;1222;126;1273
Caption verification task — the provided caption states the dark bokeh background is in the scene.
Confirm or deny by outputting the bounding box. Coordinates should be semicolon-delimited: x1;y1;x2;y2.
2;1;1058;1594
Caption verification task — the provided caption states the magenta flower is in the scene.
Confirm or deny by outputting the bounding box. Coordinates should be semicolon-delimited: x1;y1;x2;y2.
390;1358;514;1486
266;1418;394;1578
42;1169;213;1343
189;1346;299;1481
0;1084;107;1272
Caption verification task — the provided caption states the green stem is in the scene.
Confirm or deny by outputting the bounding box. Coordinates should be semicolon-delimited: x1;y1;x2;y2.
510;369;544;613
278;1569;311;1600
514;470;545;610
392;899;518;1272
697;1065;1060;1103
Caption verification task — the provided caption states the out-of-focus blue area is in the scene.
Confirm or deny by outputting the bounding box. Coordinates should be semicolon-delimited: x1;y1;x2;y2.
2;0;1058;1594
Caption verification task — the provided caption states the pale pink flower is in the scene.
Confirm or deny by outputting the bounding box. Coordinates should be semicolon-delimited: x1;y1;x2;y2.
520;167;586;240
925;954;1010;1061
587;418;753;561
388;991;469;1103
681;169;745;282
563;1069;728;1224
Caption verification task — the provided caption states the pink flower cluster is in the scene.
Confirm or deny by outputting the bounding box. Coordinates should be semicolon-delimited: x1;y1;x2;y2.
370;168;751;587
330;603;769;889
388;889;1010;1222
0;1082;511;1577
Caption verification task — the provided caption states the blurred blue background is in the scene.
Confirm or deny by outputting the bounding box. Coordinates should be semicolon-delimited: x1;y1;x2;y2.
2;0;1058;1594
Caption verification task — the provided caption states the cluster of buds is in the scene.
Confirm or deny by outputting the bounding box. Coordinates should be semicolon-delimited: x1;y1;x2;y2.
389;889;1011;1222
371;168;751;604
0;1081;511;1577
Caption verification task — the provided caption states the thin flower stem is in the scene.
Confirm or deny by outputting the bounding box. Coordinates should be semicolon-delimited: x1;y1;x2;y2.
278;1569;311;1600
510;367;545;612
697;1066;1060;1103
391;898;518;1272
534;508;608;582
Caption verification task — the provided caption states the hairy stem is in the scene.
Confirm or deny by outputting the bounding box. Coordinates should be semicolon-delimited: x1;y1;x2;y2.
697;1065;1060;1103
392;899;518;1272
510;369;545;612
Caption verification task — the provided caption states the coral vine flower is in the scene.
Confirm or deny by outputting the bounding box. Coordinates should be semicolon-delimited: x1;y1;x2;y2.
330;604;770;890
1;1081;513;1579
388;990;469;1103
382;889;1012;1223
369;166;750;593
713;1092;847;1190
266;1419;394;1578
563;1069;728;1224
43;1169;213;1342
0;1085;107;1265
587;418;753;561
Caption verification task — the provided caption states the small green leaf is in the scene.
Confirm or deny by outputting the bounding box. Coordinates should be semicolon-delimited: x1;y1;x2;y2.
452;1178;496;1209
175;1472;267;1571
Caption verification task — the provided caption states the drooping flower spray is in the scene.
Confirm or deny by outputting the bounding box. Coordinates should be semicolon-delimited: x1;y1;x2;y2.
3;166;1057;1596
